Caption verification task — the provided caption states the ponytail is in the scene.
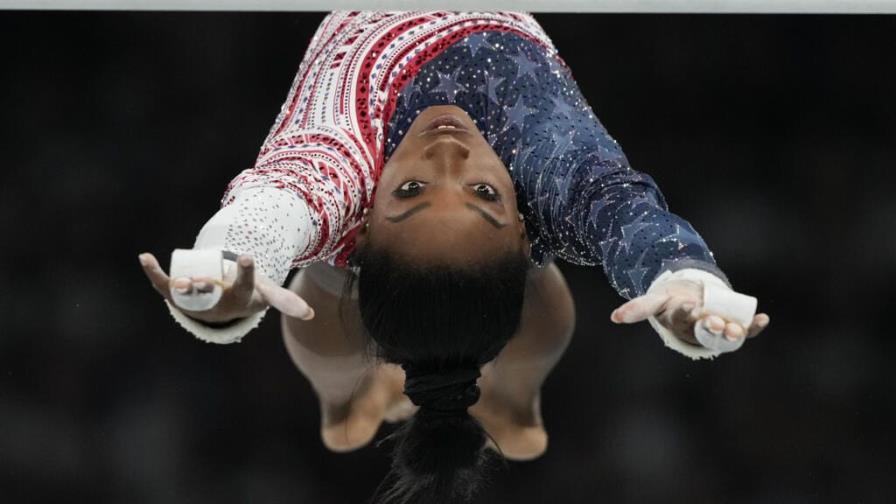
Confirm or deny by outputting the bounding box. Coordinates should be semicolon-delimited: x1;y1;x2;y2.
348;242;529;503
372;365;489;504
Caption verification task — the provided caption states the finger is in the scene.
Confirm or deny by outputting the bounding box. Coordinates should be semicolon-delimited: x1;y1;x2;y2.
702;314;726;335
256;279;315;320
747;313;770;338
231;255;256;303
695;316;746;353
724;321;745;341
139;253;174;298
172;277;192;293
611;292;669;324
139;253;195;295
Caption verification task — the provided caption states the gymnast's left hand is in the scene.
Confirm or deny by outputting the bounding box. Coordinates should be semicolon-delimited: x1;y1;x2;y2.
608;278;770;346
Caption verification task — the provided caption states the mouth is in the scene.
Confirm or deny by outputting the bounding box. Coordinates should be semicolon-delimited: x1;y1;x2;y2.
418;114;470;137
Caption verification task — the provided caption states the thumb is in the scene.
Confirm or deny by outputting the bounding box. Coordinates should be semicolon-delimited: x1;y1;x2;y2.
611;292;669;324
255;276;315;320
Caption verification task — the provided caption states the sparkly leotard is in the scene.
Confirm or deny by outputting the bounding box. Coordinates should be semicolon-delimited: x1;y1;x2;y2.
203;11;730;302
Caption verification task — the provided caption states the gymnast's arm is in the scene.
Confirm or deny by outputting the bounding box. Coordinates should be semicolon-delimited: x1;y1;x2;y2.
143;11;385;344
150;81;372;343
554;162;741;359
515;56;739;359
154;120;377;343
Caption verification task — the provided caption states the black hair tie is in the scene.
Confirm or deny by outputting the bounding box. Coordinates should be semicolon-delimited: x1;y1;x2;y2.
402;365;482;415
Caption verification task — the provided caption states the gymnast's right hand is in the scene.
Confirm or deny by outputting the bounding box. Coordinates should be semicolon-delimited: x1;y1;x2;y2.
138;252;315;324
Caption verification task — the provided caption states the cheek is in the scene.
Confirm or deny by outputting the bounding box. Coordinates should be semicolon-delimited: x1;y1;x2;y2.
368;179;396;213
364;217;400;248
498;227;524;251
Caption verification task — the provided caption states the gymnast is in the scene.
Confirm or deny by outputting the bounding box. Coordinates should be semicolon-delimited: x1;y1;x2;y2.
138;11;770;503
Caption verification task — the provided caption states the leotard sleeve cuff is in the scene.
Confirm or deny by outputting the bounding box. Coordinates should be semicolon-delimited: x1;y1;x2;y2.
164;299;270;344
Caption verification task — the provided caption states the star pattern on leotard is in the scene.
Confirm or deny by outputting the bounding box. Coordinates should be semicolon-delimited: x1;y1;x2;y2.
550;94;577;119
431;67;468;101
504;96;537;130
464;33;493;58
509;51;541;81
484;72;505;105
403;82;424;99
549;128;576;159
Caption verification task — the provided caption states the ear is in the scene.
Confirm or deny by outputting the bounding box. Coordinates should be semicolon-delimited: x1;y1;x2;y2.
516;213;531;257
355;207;371;249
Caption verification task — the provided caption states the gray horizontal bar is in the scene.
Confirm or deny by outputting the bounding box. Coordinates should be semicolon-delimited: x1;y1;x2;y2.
3;0;896;13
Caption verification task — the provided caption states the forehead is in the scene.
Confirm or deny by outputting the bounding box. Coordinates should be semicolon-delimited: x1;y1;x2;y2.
371;205;516;261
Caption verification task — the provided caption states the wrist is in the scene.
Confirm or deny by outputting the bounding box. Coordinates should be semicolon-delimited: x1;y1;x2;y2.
653;258;732;290
182;312;244;328
648;267;730;296
165;299;269;344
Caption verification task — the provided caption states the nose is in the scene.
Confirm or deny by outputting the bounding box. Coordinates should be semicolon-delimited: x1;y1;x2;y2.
423;136;471;166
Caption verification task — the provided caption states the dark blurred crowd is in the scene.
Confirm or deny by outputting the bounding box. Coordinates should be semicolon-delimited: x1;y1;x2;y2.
0;12;894;503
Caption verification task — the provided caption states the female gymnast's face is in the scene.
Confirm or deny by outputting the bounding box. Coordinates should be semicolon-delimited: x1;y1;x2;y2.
361;104;528;265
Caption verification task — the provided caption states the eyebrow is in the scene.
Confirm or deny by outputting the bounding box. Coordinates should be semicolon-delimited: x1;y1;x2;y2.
385;202;431;223
465;203;507;229
385;201;506;229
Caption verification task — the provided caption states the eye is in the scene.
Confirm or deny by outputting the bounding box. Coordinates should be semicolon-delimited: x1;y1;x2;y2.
472;183;499;201
393;180;425;198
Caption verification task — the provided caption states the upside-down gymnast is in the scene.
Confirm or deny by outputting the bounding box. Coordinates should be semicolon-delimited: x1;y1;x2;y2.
138;11;770;503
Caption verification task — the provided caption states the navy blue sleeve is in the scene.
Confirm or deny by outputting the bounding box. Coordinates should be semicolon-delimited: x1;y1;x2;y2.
487;33;731;299
383;30;731;300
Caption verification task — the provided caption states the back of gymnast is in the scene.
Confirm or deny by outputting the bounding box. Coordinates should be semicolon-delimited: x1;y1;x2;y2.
139;11;770;503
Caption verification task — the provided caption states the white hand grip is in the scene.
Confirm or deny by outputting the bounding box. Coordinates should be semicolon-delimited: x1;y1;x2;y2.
694;281;758;353
169;249;225;312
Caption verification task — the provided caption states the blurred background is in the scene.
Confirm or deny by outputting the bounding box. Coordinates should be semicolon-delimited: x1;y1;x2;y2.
1;11;895;504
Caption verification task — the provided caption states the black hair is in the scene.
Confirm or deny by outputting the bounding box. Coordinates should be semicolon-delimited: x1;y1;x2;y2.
345;240;530;504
